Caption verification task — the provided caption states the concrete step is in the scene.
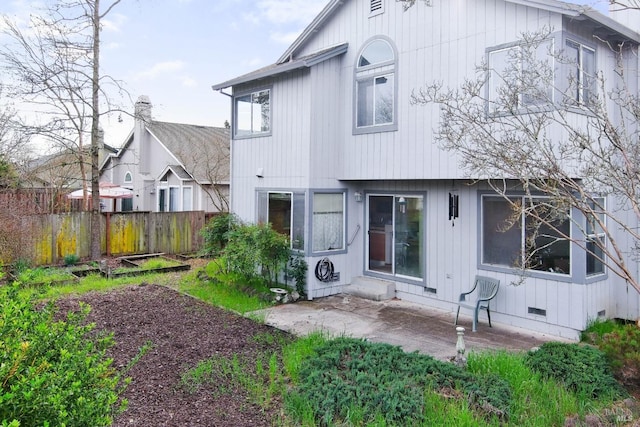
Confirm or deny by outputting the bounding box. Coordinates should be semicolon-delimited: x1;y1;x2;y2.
344;276;396;301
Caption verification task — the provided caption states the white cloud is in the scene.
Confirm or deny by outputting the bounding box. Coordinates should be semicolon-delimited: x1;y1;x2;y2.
136;61;186;80
256;0;325;25
101;13;128;33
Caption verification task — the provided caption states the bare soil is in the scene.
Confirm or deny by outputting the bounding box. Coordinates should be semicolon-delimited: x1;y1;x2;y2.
55;283;290;427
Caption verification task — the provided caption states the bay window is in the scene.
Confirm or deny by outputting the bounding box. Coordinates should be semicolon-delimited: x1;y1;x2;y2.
482;195;570;275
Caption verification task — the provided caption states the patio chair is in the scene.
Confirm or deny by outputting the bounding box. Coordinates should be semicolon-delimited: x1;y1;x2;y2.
454;275;500;332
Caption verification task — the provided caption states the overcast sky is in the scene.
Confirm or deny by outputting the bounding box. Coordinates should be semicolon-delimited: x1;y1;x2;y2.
3;0;611;150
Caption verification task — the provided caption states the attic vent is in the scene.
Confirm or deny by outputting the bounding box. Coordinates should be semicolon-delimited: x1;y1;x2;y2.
370;0;383;14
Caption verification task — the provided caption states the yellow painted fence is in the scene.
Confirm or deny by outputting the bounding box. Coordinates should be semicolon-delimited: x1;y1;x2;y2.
14;211;205;266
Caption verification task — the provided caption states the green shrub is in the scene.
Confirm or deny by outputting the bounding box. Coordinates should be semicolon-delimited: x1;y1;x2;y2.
525;341;625;399
224;222;290;285
287;254;307;298
0;285;126;426
289;337;511;425
201;213;238;257
587;322;640;390
63;253;81;266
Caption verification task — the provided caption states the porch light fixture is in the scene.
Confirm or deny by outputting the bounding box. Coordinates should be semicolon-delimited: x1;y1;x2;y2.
354;191;363;202
398;196;406;214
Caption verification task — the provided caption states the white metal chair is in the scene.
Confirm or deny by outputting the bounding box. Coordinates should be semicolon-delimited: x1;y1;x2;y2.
455;275;500;332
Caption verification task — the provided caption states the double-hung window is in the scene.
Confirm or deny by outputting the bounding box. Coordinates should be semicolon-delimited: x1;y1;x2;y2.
482;195;571;275
235;88;271;138
354;37;397;134
564;39;596;107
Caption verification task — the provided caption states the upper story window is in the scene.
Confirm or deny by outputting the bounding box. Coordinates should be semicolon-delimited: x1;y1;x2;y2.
234;88;271;138
124;171;132;184
354;37;397;134
564;39;596;107
487;38;555;113
487;33;597;113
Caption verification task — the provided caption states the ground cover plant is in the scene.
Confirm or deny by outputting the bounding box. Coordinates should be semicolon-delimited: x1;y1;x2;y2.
0;283;128;426
3;259;638;425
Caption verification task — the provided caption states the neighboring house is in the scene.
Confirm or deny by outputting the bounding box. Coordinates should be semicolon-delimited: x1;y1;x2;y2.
212;0;640;339
14;134;117;213
101;96;230;213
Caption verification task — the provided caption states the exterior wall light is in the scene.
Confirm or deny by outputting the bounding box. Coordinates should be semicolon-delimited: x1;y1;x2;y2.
354;191;363;202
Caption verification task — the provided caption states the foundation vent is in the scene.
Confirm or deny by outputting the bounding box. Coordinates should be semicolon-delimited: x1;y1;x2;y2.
528;307;547;316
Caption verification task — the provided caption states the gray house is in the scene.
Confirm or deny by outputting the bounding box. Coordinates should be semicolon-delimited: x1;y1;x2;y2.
212;0;640;339
101;96;230;213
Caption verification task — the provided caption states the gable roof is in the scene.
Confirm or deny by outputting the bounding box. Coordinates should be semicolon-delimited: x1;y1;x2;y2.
145;121;230;185
274;0;639;65
105;121;230;185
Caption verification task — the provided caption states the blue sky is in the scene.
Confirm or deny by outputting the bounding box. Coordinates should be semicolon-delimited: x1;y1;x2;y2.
3;0;610;150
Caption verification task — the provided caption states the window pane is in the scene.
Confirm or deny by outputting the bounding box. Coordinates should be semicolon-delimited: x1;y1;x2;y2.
587;238;604;275
375;75;394;124
488;47;516;111
182;187;192;211
357;79;374;127
525;203;570;274
582;46;595;105
313;193;344;252
169;187;180;211
482;197;522;267
121;198;133;212
394;196;423;279
292;193;305;250
268;193;291;237
236;90;270;136
359;39;393;67
565;41;580;103
522;39;554;105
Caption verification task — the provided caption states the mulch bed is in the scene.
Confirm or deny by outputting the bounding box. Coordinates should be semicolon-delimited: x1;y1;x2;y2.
55;283;291;426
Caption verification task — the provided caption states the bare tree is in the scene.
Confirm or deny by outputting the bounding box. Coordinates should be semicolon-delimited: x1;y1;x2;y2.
1;0;125;259
408;21;640;293
173;132;230;213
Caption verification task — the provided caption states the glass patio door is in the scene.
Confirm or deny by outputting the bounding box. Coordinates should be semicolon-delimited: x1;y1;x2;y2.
367;194;423;279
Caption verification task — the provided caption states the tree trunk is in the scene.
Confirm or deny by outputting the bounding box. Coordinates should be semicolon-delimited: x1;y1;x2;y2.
90;0;101;260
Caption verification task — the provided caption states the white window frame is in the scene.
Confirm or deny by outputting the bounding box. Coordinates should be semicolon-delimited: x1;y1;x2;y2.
234;88;271;139
564;38;596;107
182;186;193;211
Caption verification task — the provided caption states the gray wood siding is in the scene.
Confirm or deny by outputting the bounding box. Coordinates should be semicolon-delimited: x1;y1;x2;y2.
231;70;312;220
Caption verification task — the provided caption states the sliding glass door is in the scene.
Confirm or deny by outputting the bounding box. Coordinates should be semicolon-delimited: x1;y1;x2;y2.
367;194;423;279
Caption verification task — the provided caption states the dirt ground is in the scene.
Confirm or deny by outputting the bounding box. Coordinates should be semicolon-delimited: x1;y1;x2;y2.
55;283;290;427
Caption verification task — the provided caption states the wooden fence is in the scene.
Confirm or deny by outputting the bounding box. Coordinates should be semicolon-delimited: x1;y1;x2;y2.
9;211;205;266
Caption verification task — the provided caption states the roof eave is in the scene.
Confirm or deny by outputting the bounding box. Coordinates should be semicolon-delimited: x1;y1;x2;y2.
211;42;348;91
277;0;346;64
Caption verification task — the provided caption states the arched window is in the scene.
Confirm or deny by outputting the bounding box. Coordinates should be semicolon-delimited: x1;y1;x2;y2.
354;37;397;134
124;171;132;184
